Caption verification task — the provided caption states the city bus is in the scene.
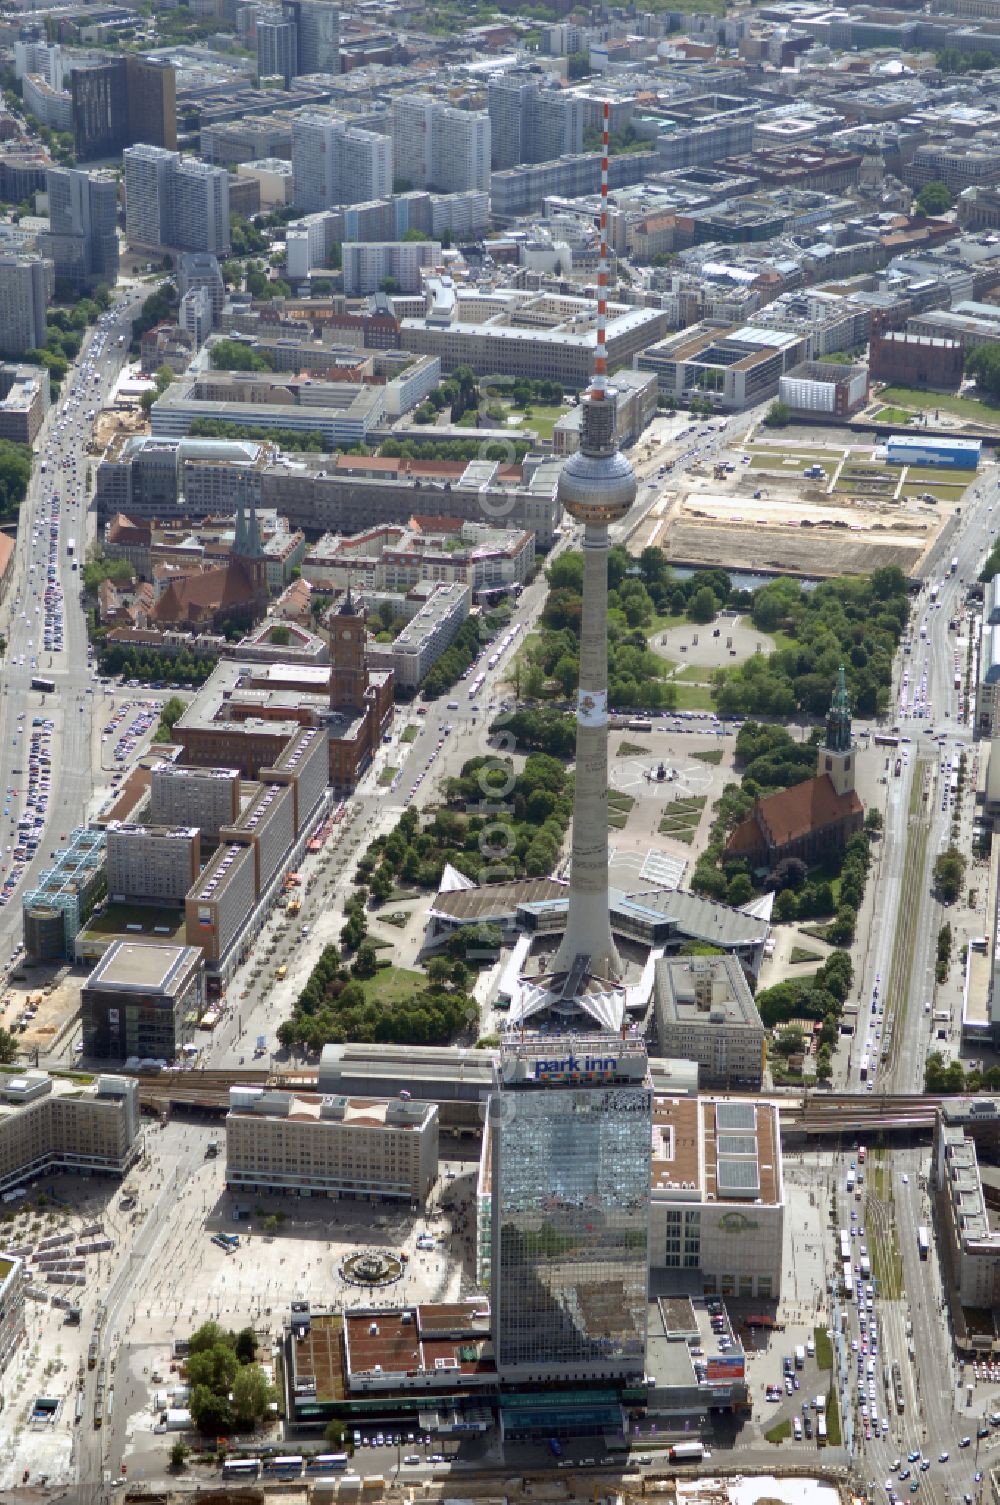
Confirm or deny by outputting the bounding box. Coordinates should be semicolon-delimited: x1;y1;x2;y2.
307;1454;349;1474
839;1229;851;1261
263;1456;304;1477
223;1459;262;1480
951;557;959;575
817;1416;827;1446
918;1226;929;1260
30;677;55;693
860;1055;869;1082
843;1259;854;1298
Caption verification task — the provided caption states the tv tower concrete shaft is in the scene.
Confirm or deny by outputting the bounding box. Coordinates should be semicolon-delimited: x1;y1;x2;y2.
551;101;636;982
552;520;622;979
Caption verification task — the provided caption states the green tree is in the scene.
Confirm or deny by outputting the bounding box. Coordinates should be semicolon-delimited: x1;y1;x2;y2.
688;586;717;624
169;1439;189;1469
379;275;401;295
763;400;791;428
210;338;275;372
186;1341;239;1393
189;1383;234;1434
915;181;953;216
153;696;187;743
351;941;378;979
0;1027;17;1064
231;1364;274;1428
933;846;966;903
270;624;290;646
234;1327;257;1364
0;440;31;521
325;1418;346;1446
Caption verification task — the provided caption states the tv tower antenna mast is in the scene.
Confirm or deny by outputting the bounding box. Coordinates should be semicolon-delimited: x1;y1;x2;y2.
551;101;637;984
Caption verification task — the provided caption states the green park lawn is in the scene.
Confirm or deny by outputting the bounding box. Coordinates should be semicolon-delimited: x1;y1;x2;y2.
360;965;427;1007
879;386;1000;425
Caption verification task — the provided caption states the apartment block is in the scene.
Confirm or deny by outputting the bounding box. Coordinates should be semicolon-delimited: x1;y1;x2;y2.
106;822;201;907
187;841;258;968
0;254;51;357
124;146;230;256
0;1069;141;1194
225;1086;439;1203
304;519;534;596
367;581;470;689
291;112;391;211
82;941;204;1062
654;955;766;1091
220;782;295;897
488;75;584;170
342;240;440;296
150;763;241;845
177;252;225;328
391;96;490;195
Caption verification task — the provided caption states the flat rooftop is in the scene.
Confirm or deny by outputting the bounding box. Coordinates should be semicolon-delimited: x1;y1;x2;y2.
87;940;200;995
650;1096;782;1205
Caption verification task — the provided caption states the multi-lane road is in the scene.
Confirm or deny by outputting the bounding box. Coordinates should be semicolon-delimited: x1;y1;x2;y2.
0;289;146;961
832;462;1000;1502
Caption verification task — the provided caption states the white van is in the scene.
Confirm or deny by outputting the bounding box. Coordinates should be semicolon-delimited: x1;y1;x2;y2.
793;1417;802;1441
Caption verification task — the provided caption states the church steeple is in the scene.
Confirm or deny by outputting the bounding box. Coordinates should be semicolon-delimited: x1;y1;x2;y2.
826;664;852;754
819;664;855;797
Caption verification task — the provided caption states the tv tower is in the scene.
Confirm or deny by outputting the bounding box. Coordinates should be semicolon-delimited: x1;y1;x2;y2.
552;101;636;984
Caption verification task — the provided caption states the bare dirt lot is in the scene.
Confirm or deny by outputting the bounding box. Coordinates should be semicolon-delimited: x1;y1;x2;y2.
645;430;971;577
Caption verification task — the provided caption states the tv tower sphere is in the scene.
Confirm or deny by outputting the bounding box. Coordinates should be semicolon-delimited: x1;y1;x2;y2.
557;389;637;522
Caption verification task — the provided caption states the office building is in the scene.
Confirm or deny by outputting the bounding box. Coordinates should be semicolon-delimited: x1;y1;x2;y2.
291;112;391;211
401;287;667;388
257;11;298;87
0;1255;25;1381
490;1039;652;1383
149;370;385;447
778;361;869;420
653;955;766;1091
0;254;51;357
285;0;340;75
342;239;439;297
124;146;230;256
366;581;470;689
96;433;272;525
22;828;106;962
391;96;490;195
225;1086;438;1203
0;1069;141;1193
933;1106;1000;1308
0;363;49;445
81;940;204;1061
71;54;176;162
488;75;584;170
649;1097;784;1300
150;762;241;845
44;165;119;289
637;323;806;414
106;822;201;907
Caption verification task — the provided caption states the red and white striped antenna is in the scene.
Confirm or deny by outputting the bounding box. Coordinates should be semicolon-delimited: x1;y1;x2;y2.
593;99;610;401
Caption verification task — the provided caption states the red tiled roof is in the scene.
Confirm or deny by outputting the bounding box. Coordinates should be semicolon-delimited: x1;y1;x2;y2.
727;773;862;853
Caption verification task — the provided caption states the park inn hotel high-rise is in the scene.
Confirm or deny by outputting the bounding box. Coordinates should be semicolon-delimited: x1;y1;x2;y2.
490;1038;652;1384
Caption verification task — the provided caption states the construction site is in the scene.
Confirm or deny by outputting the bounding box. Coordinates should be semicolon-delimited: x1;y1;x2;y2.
637;430;975;578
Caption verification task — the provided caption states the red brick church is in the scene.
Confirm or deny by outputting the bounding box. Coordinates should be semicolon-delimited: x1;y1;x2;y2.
725;667;864;872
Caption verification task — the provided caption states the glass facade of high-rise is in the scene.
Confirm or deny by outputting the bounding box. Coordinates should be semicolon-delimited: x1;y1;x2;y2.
491;1039;651;1382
